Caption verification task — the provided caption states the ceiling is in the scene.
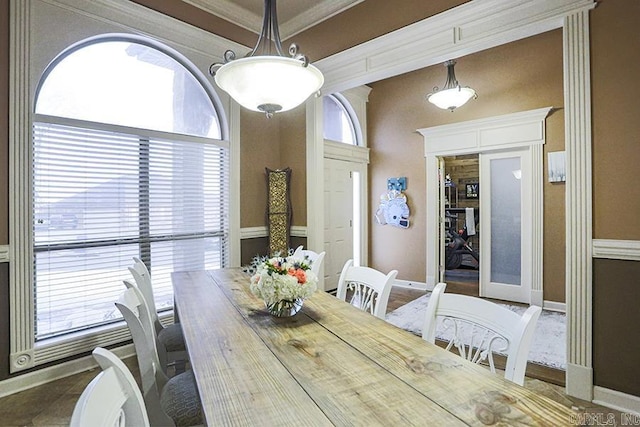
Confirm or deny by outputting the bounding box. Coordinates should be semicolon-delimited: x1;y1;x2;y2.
182;0;364;39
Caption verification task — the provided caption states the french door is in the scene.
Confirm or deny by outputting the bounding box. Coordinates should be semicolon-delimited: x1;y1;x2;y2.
479;149;532;304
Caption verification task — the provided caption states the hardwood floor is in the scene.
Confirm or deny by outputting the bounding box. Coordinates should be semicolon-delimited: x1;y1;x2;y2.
0;286;618;426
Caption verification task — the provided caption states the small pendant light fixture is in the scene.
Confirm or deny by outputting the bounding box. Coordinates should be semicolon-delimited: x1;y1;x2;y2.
427;60;477;111
209;0;324;118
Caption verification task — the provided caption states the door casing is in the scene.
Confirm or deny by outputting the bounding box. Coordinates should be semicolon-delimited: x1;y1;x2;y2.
419;107;551;307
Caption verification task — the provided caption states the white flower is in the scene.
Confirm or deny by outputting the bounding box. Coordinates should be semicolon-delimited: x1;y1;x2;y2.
249;255;318;305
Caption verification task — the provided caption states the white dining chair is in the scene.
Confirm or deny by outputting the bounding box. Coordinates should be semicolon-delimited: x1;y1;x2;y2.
422;282;542;385
336;259;398;319
70;347;150;427
128;257;188;373
292;245;326;278
116;285;204;427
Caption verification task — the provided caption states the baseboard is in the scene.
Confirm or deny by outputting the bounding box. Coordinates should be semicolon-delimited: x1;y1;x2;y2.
393;279;430;291
593;386;640;416
0;343;135;399
543;300;566;313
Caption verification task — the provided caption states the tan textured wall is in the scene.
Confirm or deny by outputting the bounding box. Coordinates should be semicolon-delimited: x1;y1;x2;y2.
592;0;640;240
279;108;308;227
367;30;566;302
239;111;281;227
290;0;468;61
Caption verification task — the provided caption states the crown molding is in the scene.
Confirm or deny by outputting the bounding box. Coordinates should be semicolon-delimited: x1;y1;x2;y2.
182;0;262;35
281;0;365;39
42;0;248;59
183;0;363;40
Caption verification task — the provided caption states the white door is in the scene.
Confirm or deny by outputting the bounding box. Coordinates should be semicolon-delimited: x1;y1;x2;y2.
324;158;354;290
479;149;532;304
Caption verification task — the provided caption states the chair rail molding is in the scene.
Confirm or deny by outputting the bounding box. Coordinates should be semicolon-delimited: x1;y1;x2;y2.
240;226;307;240
592;239;640;262
0;245;9;263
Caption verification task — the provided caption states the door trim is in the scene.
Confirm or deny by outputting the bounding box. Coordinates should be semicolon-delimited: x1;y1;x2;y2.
418;107;551;306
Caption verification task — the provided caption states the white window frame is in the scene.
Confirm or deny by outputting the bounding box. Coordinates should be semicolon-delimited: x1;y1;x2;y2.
8;0;243;372
323;93;359;146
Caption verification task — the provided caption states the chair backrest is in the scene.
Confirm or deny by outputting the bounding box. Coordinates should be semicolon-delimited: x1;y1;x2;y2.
70;347;150;427
115;286;175;426
128;257;162;333
292;245;326;277
422;283;542;385
336;259;398;319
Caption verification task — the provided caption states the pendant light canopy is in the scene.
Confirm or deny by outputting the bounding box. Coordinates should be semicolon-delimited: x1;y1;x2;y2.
210;0;324;118
427;60;477;111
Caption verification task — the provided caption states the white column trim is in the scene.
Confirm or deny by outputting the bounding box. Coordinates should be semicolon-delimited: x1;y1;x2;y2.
306;95;325;289
9;0;35;373
564;9;594;401
229;100;241;267
531;143;544;307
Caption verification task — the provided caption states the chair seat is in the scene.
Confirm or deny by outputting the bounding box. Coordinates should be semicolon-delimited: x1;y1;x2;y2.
158;323;186;352
160;370;204;427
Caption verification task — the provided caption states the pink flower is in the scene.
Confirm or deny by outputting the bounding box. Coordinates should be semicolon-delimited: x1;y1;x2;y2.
288;268;307;284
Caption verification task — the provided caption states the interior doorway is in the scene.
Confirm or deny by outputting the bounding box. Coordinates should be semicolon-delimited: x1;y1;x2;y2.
441;154;480;297
421;108;550;308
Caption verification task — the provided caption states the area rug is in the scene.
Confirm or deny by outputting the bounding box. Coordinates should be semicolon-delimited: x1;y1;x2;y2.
385;292;567;370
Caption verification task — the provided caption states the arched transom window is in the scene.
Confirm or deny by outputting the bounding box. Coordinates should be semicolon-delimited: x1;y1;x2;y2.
323;94;358;145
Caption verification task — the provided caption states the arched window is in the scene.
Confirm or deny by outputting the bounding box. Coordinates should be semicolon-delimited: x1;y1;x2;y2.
323;94;358;145
33;36;228;340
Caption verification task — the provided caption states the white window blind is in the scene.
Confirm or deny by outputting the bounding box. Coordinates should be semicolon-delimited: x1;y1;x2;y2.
33;120;229;340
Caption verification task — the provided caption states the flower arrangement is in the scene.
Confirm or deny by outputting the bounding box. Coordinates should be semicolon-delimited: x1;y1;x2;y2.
249;255;318;316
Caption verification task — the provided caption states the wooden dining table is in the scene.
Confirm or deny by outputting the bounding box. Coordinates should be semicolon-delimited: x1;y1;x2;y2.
172;268;576;426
